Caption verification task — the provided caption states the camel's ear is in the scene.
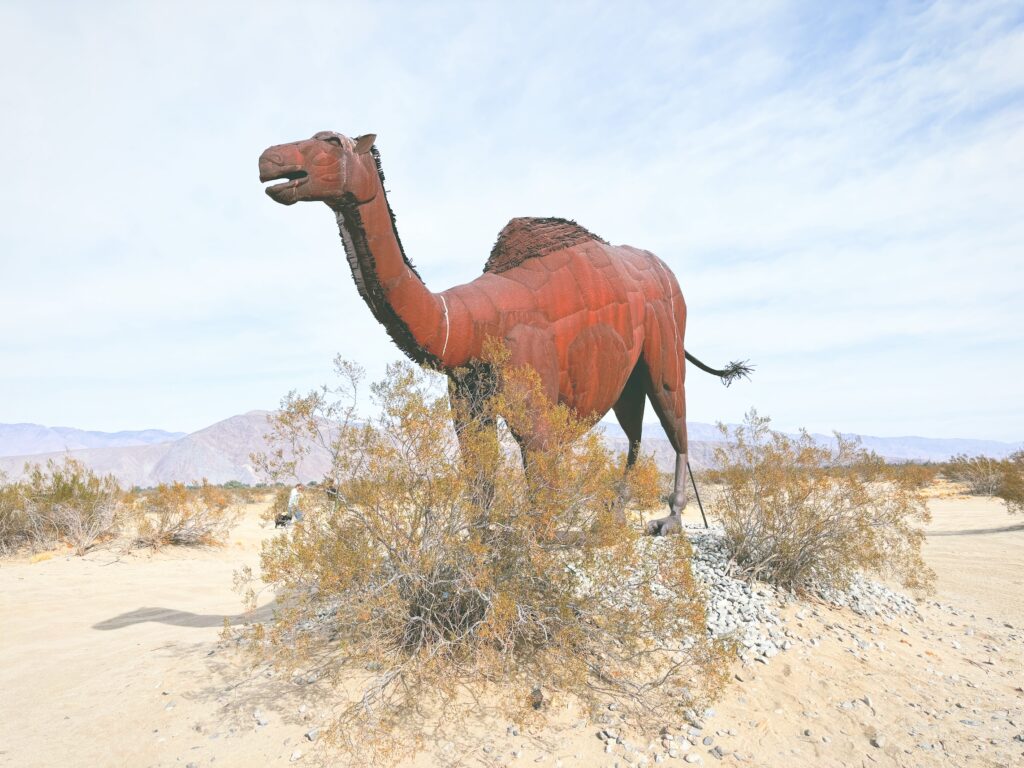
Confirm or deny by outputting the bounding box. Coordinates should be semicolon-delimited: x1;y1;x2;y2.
353;134;376;154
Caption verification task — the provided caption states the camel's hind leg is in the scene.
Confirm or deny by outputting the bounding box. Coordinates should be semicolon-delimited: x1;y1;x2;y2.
611;361;647;522
640;302;688;536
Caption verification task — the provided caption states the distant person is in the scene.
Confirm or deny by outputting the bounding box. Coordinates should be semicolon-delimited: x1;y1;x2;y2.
288;483;305;523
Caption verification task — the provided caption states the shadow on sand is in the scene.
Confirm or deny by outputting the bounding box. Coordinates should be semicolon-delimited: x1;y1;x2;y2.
927;521;1024;537
92;603;275;631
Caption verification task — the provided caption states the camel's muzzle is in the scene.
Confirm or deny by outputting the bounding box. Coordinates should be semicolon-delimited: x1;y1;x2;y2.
259;146;309;205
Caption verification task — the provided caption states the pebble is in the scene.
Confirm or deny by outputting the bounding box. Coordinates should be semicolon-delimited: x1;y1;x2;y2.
871;735;886;749
304;728;319;743
684;754;701;764
289;749;302;762
702;736;713;746
253;710;268;727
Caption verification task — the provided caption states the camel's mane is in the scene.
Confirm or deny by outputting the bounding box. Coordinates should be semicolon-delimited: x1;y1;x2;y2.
483;217;607;274
369;145;420;279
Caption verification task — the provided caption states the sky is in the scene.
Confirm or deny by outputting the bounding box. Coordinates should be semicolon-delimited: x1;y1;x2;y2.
0;0;1021;441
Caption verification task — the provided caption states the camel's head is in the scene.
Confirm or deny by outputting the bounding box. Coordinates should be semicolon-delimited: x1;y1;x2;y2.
258;131;378;207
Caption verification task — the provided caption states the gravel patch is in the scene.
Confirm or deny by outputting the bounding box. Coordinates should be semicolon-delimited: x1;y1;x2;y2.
681;524;921;663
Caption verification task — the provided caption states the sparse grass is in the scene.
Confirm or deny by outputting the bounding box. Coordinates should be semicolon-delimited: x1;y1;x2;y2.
707;410;935;593
241;350;727;765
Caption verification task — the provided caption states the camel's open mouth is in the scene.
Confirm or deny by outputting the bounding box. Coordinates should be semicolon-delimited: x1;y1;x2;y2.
261;168;308;193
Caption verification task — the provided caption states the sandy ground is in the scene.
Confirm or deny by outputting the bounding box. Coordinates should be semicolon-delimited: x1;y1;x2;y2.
1;493;1022;767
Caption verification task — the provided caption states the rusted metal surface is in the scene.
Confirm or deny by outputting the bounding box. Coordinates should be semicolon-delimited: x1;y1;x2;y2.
259;131;748;530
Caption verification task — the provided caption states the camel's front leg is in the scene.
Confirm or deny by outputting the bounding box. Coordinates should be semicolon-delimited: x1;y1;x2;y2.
448;370;497;511
501;324;560;455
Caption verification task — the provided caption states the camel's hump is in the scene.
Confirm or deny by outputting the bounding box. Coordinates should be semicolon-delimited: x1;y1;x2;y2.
483;217;607;274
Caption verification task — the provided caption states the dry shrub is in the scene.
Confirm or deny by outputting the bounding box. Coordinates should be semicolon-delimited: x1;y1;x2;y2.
0;458;124;555
942;452;1023;514
132;481;241;548
945;453;1006;496
708;410;934;593
244;352;726;765
0;471;32;555
883;461;938;489
996;451;1024;514
220;480;265;504
0;473;35;557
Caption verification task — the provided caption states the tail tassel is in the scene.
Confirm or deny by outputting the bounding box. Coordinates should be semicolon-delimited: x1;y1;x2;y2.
720;360;754;387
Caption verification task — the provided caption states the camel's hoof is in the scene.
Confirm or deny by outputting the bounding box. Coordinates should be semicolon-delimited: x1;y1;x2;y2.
645;515;681;536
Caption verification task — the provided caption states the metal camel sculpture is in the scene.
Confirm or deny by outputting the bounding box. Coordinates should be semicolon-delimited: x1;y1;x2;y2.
258;131;750;535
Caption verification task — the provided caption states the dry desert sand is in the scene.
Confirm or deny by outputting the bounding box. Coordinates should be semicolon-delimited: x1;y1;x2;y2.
1;491;1023;767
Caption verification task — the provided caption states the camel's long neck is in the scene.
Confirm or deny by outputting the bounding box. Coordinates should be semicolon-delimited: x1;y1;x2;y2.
333;162;447;366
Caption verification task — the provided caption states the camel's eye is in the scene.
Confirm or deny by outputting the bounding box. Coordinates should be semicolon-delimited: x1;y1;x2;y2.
323;135;343;147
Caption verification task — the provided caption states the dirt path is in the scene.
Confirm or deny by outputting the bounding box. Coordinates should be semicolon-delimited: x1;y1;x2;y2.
1;495;1022;767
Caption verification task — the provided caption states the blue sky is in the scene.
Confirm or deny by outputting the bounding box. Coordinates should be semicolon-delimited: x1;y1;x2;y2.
0;1;1021;440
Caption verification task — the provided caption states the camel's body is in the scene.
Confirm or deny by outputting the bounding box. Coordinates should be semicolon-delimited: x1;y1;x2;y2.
259;131;746;533
441;218;686;450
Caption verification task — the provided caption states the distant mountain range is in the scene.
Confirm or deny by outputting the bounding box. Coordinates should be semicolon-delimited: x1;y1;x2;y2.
0;413;330;487
598;422;1024;464
0;423;186;457
0;414;1019;487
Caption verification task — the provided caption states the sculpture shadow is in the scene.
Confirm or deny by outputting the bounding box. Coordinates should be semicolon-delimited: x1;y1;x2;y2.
93;603;275;631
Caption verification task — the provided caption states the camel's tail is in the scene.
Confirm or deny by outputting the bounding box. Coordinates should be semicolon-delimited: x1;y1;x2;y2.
685;351;754;387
